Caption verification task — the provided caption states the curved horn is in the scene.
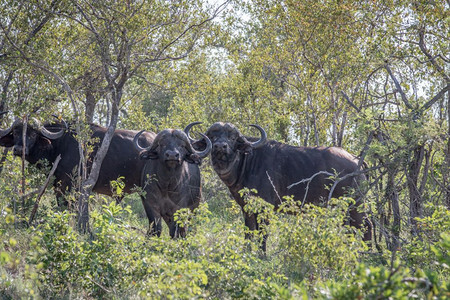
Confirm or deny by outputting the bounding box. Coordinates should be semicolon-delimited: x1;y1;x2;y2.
0;118;18;139
193;133;212;158
52;114;68;131
133;130;152;152
0;111;12;138
34;117;67;140
180;130;212;159
184;121;202;143
248;124;267;148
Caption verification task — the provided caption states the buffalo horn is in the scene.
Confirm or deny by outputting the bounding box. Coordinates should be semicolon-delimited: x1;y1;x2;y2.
133;130;152;152
183;121;202;143
190;133;212;158
52;114;68;131
0;112;17;138
248;124;267;148
33;117;66;140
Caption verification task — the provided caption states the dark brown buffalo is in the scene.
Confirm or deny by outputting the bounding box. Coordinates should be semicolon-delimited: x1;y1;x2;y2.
186;122;372;251
0;116;161;233
134;129;212;238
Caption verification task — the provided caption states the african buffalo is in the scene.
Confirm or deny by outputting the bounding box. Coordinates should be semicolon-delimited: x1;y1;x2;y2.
186;122;372;251
134;128;211;238
0;114;161;233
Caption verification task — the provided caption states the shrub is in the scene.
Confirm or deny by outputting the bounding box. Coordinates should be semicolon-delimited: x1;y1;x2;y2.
270;196;365;282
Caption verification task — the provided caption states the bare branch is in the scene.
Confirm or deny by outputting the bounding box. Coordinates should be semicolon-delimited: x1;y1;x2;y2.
341;91;360;112
384;63;413;109
29;154;62;225
287;171;334;208
420;84;450;113
266;171;282;204
151;2;227;63
418;27;450;82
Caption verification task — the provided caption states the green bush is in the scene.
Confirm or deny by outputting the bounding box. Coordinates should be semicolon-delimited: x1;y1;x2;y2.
402;203;450;277
322;258;449;299
244;194;367;282
1;190;448;299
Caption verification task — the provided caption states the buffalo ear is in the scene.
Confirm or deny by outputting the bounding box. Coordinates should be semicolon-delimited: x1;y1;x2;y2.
140;150;158;160
36;136;52;150
185;153;202;165
236;142;253;154
0;135;14;148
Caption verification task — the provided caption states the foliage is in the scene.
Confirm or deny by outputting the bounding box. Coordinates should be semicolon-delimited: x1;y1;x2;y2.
402;203;450;276
275;197;366;281
2;198;449;298
322;258;449;299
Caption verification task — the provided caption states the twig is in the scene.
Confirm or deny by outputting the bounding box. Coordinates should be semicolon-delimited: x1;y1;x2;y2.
86;275;112;293
287;170;334;208
287;171;334;189
29;154;61;225
266;171;282;204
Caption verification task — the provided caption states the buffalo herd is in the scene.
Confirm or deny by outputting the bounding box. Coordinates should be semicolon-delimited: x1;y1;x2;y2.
0;114;372;251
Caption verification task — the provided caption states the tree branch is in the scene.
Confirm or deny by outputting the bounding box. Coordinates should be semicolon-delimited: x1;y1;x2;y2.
384;63;413;110
418;27;450;82
419;84;450;113
29;154;62;225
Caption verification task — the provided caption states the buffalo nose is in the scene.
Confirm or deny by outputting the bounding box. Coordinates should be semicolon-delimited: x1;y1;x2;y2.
214;142;228;151
165;150;180;160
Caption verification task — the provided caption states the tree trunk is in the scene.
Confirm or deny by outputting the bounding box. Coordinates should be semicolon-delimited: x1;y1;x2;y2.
331;94;337;146
337;110;347;147
407;144;425;236
85;90;96;124
447;89;450;209
385;167;400;251
77;96;120;232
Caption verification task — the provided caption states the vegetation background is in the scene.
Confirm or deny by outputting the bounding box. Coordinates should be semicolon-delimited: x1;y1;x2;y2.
0;0;449;298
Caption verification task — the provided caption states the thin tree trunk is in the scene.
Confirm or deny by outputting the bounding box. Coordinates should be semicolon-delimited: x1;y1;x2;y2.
331;94;337;146
337;110;347;147
447;89;450;209
407;145;425;236
21;115;28;212
29;154;61;225
85;90;96;124
77;96;120;232
0;72;13;175
385;167;400;251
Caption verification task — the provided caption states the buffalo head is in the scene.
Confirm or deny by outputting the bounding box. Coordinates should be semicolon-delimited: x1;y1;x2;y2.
134;129;212;168
0;113;67;158
184;122;267;175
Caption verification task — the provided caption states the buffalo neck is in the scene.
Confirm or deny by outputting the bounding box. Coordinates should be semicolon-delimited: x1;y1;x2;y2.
215;151;248;191
27;139;58;165
153;160;189;191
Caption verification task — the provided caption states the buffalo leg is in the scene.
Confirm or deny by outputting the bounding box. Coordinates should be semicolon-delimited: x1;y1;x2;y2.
256;217;269;253
349;205;373;245
168;219;186;239
165;210;187;239
54;182;70;209
141;196;161;237
242;209;268;252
